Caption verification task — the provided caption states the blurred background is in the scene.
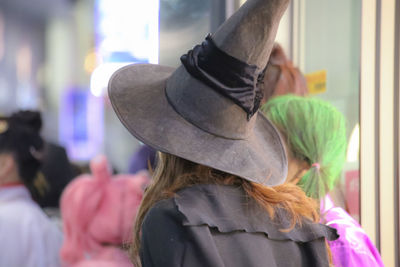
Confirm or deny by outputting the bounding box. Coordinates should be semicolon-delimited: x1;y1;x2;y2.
0;0;398;265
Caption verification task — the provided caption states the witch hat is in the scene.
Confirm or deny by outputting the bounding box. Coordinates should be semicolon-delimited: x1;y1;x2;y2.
109;0;290;186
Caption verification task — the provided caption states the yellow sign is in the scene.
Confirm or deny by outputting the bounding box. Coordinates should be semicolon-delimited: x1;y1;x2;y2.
305;70;327;94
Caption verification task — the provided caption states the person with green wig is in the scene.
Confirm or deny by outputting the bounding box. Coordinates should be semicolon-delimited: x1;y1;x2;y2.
262;95;384;267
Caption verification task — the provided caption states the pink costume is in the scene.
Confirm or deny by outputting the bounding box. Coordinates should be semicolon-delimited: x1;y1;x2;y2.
60;155;150;267
321;195;384;267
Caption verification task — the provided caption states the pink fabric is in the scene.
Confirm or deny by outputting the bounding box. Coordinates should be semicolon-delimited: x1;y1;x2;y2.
321;195;384;267
60;155;149;266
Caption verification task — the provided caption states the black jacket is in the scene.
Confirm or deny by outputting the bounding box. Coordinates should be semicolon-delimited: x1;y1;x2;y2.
140;184;338;267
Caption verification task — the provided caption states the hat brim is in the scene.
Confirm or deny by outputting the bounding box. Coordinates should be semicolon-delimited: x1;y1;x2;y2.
108;64;287;186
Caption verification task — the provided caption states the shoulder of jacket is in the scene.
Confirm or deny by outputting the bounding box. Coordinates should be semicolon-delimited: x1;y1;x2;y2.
173;184;339;242
144;197;183;225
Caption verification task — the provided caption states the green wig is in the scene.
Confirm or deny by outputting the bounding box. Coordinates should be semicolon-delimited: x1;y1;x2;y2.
261;95;347;201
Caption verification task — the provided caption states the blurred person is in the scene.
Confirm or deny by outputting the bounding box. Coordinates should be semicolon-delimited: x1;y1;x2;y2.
23;112;75;208
260;43;308;105
38;142;75;208
60;155;149;267
262;95;384;267
0;110;63;267
108;0;338;266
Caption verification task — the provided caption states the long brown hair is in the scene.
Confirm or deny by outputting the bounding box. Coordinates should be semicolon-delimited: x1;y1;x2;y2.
131;152;329;266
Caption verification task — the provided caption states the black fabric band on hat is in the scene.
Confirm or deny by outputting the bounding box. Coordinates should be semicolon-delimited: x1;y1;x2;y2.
180;35;266;119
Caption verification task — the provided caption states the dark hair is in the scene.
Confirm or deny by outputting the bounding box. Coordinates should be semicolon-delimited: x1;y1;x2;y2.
0;110;45;197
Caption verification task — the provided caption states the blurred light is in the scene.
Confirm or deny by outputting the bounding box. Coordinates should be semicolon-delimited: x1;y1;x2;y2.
84;50;99;74
16;43;32;81
91;0;160;97
347;123;359;162
60;89;104;161
90;62;130;97
95;0;159;64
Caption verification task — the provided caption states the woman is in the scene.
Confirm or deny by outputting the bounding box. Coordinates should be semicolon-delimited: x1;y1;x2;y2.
262;95;384;267
60;155;149;267
108;0;337;266
0;110;63;267
133;152;338;267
